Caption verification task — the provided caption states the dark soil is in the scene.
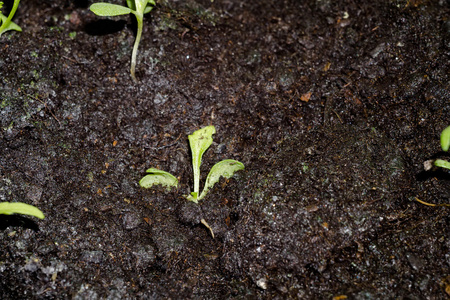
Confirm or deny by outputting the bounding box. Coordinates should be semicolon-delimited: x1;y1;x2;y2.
1;0;449;298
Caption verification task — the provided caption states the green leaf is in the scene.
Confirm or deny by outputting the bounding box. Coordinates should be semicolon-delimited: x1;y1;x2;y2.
198;159;244;200
90;3;132;16
0;202;45;219
0;0;22;37
134;0;147;13
143;5;154;14
434;159;450;170
440;125;450;152
144;0;155;14
126;0;135;10
186;192;198;203
139;168;178;190
188;126;216;200
129;0;155;14
0;14;21;36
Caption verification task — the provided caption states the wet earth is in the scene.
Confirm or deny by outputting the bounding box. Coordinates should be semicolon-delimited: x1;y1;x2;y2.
0;0;449;298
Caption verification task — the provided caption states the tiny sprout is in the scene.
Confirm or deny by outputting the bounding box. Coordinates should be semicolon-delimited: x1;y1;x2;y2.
140;125;244;202
90;0;155;81
0;0;22;37
424;125;450;171
139;125;245;237
0;202;45;219
418;125;450;207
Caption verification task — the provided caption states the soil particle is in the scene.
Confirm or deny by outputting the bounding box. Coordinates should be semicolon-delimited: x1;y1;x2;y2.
122;211;141;230
178;199;203;225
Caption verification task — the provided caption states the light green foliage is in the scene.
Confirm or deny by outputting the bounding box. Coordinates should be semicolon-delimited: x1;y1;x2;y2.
188;125;215;200
140;126;245;203
199;159;245;200
90;3;132;16
436;126;450;170
89;0;156;81
139;168;178;190
0;0;22;37
424;125;450;171
419;126;450;206
440;125;450;152
0;202;45;219
434;159;450;170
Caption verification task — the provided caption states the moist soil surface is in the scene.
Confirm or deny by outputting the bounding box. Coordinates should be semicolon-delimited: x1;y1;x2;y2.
1;0;449;298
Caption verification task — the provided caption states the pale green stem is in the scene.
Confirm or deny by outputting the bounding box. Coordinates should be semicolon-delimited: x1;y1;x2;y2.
130;12;143;82
193;159;200;198
0;0;20;35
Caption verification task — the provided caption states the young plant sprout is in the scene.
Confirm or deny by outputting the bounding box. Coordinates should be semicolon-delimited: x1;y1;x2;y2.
0;202;44;219
0;0;22;36
417;125;450;207
140;126;244;201
139;126;245;237
185;126;245;203
90;0;155;81
424;125;450;171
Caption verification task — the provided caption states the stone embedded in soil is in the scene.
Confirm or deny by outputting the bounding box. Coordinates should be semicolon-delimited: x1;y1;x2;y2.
26;184;43;202
406;252;426;271
122;211;141;230
80;250;103;264
132;245;156;268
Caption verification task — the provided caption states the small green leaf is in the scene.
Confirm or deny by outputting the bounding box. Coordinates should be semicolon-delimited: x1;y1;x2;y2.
198;159;244;200
134;0;149;13
440;125;450;152
434;159;450;170
189;126;216;199
144;0;156;14
139;168;178;190
186;192;199;203
90;3;132;16
0;0;22;37
126;0;135;10
0;14;21;36
143;5;154;14
126;0;154;12
0;202;45;219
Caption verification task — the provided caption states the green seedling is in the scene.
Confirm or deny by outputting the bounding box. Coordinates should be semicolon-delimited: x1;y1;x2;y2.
0;0;22;36
140;125;244;202
139;126;244;237
418;125;450;207
0;202;44;219
424;125;450;171
186;126;245;202
90;0;155;81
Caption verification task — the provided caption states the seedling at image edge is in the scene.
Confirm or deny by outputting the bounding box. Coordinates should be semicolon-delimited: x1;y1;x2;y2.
0;0;22;36
418;125;450;207
90;0;155;81
0;202;44;219
424;125;450;171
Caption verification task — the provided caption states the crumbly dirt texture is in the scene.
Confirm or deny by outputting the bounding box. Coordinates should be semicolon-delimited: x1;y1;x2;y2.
1;0;449;298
